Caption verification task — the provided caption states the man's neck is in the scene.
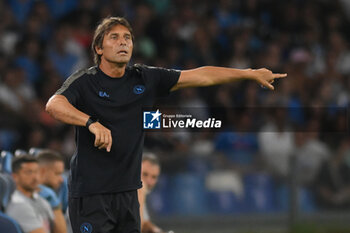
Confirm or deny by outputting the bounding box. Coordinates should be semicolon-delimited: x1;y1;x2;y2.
99;61;127;78
17;186;34;198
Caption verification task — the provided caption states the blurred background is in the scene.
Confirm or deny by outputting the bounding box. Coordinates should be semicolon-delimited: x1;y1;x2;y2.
1;0;350;232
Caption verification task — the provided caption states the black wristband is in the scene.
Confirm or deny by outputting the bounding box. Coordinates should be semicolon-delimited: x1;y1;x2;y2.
86;116;98;128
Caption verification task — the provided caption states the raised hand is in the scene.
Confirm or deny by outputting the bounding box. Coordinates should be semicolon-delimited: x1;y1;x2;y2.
252;68;287;90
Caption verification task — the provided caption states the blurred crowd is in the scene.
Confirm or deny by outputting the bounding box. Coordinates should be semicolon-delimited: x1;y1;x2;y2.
1;0;350;214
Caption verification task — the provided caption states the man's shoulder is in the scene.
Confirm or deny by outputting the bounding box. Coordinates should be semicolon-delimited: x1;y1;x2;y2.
7;191;31;212
128;63;148;74
131;64;164;71
8;190;50;207
130;63;165;72
58;66;98;93
9;190;27;204
130;64;180;76
124;64;152;80
67;66;98;80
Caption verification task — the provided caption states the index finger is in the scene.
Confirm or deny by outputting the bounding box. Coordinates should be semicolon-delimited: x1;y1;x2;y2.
273;73;287;78
107;133;112;152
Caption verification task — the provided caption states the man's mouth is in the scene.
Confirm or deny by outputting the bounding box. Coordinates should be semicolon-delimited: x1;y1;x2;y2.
117;50;128;55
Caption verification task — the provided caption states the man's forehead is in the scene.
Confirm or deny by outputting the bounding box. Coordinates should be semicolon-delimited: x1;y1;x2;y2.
142;160;159;167
50;160;65;168
142;162;160;173
107;25;131;35
40;160;64;166
21;162;38;169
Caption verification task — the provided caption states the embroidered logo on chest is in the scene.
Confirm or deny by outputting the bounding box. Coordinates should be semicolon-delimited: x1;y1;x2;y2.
80;222;92;233
99;91;110;98
133;85;145;94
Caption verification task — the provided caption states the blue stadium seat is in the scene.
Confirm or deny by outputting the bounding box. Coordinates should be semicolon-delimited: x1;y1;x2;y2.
169;173;209;215
276;184;316;213
207;190;242;214
1;151;14;174
28;147;44;157
0;173;16;211
147;175;173;215
0;130;17;151
299;188;317;212
187;157;211;174
242;173;276;213
14;149;27;157
0;175;7;211
0;212;23;233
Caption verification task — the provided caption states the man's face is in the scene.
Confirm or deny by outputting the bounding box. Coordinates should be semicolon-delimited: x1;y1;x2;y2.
96;24;133;65
141;160;160;192
40;161;64;190
13;162;40;193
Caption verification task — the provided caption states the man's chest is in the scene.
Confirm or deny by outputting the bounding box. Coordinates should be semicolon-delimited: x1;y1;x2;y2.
78;76;156;125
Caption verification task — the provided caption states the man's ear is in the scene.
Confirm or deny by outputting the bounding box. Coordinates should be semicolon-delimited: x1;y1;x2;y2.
95;46;103;55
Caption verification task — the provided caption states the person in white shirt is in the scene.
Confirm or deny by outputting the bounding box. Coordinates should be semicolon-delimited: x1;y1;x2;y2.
6;155;63;233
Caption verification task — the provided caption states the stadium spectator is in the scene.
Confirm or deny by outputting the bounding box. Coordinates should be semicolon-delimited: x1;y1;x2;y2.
294;125;330;186
37;150;68;211
47;24;80;79
0;66;36;136
214;111;260;174
6;155;63;233
258;108;294;180
138;152;162;233
37;150;64;191
43;0;78;20
37;150;67;233
7;0;35;25
14;37;42;84
314;138;350;210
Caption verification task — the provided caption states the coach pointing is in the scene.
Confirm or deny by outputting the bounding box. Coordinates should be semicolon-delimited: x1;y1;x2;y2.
46;16;286;233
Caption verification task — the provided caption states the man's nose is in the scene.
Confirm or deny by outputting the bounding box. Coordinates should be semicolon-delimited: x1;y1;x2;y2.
119;38;127;45
149;178;156;186
145;177;152;185
33;173;40;182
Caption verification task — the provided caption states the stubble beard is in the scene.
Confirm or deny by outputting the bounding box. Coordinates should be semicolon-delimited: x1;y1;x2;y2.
22;183;38;193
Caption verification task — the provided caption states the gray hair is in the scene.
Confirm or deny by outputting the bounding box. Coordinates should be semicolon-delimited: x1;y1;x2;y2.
142;152;160;167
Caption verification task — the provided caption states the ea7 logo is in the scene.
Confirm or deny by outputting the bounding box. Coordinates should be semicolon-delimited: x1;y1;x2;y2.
99;91;109;98
143;110;161;129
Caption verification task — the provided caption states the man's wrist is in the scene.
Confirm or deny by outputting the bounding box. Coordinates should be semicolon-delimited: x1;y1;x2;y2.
243;68;257;80
86;116;98;128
